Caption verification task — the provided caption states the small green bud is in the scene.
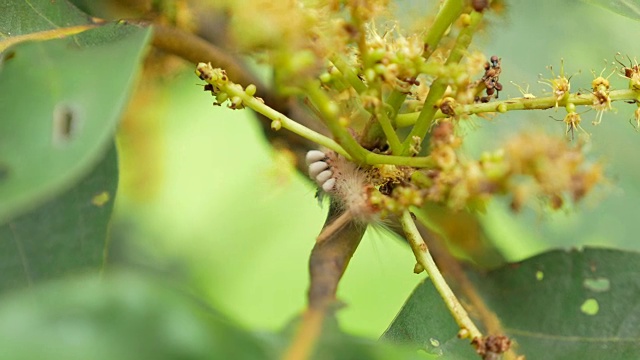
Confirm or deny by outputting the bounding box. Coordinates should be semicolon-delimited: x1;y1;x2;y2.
288;50;315;74
326;101;340;117
245;84;257;96
215;92;229;105
411;171;432;188
319;72;332;83
369;48;386;63
566;102;576;113
497;103;507;113
271;119;282;131
373;63;387;75
365;68;376;83
460;13;471;26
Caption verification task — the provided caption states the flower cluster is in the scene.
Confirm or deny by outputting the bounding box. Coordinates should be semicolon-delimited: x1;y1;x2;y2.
192;3;632;356
196;63;260;110
538;60;572;108
411;124;603;212
195;2;624;225
302;122;602;222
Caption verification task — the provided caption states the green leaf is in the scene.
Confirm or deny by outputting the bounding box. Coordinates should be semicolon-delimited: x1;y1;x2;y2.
0;0;151;222
0;144;117;292
0;271;272;360
383;248;640;359
275;313;430;360
0;0;92;37
381;277;479;359
580;0;640;20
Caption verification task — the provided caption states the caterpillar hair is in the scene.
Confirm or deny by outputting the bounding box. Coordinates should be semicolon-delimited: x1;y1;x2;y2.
306;150;382;242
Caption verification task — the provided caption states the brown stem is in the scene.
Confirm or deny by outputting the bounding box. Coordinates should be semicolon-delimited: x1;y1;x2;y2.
282;202;366;360
150;24;266;99
144;21;331;173
413;222;519;360
308;202;366;309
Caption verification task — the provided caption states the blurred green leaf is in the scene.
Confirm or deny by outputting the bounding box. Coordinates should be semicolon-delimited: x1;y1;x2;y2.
0;0;92;36
381;277;479;359
0;269;431;360
0;144;117;292
0;271;272;360
275;313;430;360
0;0;151;222
311;331;431;360
580;0;640;20
383;248;640;359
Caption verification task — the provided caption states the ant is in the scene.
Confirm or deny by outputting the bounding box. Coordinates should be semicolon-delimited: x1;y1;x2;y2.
479;55;503;101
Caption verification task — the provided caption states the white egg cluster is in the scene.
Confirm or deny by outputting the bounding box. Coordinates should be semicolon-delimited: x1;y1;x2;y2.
305;150;336;192
305;150;381;226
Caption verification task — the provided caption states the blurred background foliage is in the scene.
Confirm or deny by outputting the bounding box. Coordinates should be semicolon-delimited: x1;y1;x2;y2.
93;0;640;340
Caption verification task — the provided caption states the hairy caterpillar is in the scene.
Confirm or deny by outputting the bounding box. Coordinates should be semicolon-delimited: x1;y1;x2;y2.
305;150;396;242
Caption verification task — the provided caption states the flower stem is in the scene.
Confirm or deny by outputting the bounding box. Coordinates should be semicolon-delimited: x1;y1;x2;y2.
395;89;640;128
402;10;484;155
376;106;403;154
423;0;465;59
197;63;437;168
399;210;483;341
215;80;352;159
304;83;370;162
330;55;367;94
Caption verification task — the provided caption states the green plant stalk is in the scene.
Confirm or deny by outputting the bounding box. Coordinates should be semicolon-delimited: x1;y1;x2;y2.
304;83;371;162
376;89;409;151
375;105;403;154
399;210;483;341
304;82;435;167
367;152;434;167
401;79;448;153
393;0;464;143
395;89;640;128
213;82;352;159
420;61;466;78
402;10;484;155
359;86;407;154
317;61;400;153
197;63;436;167
350;5;370;72
373;88;409;154
386;90;408;121
423;0;464;59
330;55;368;94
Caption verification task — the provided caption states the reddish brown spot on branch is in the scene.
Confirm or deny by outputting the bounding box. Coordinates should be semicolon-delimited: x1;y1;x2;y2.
472;335;512;360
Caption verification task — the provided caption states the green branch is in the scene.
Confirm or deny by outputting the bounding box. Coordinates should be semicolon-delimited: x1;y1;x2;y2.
380;90;409;154
402;10;484;155
376;106;403;154
367;153;434;167
304;83;370;162
305;82;435;167
195;68;351;159
197;64;437;168
423;0;465;59
399;210;483;341
330;55;367;94
395;89;640;128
